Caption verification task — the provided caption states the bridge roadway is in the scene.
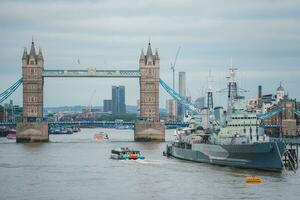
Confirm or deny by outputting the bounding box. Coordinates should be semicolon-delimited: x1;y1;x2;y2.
0;121;190;127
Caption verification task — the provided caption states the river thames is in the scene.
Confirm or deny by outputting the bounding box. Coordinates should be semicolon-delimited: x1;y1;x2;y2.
0;128;299;200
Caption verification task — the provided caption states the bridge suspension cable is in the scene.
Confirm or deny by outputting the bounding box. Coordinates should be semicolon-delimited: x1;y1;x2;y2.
159;79;202;115
0;78;23;104
293;109;300;117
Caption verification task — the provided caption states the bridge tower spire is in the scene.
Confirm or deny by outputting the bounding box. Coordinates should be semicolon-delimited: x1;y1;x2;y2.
139;41;159;121
22;40;44;122
135;42;165;141
17;40;48;142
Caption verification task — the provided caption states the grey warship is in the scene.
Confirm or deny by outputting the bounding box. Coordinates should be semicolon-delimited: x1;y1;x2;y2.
166;67;285;172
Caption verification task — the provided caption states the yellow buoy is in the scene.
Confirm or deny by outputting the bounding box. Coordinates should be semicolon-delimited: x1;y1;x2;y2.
245;176;262;184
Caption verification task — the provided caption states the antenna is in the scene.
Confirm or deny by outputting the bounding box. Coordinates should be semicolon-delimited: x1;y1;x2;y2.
206;70;214;110
170;47;181;90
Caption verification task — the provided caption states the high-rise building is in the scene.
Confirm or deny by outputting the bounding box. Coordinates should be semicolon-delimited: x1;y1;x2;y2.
103;99;112;112
166;99;176;120
112;86;126;115
257;85;263;109
177;72;186;120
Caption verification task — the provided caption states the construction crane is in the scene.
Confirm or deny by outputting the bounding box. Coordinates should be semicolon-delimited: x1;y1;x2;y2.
170;47;181;91
88;89;97;112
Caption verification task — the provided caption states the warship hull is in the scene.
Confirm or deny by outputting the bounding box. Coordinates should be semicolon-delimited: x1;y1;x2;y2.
167;142;285;172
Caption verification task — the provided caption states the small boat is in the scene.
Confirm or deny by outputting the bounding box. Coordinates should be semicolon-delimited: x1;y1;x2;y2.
110;147;145;160
49;127;73;134
245;176;262;184
94;132;109;141
6;130;16;140
72;127;80;133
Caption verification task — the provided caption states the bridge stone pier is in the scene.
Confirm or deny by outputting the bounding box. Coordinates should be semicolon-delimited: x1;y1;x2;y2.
134;43;165;141
16;40;164;142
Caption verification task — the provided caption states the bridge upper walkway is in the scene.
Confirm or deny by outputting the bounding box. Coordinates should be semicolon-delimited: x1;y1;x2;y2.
42;69;141;78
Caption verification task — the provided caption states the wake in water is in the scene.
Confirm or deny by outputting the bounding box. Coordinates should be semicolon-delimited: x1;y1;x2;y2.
120;159;163;165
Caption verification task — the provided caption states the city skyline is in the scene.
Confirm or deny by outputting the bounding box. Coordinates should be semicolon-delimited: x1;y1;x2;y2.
0;0;300;108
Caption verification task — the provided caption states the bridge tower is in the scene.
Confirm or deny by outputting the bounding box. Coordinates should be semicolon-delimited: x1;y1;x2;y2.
134;42;165;141
16;40;48;142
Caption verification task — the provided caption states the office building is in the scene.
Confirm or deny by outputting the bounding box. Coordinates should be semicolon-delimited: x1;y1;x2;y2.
112;85;126;115
103;99;112;112
166;99;176;120
177;72;186;120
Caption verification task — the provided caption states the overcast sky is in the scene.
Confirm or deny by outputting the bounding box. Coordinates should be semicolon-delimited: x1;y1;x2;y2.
0;0;300;108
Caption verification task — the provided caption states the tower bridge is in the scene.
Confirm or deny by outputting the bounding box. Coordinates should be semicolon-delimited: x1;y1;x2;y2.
0;40;204;143
16;40;164;142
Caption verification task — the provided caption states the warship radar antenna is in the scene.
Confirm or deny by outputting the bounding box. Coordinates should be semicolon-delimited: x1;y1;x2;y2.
217;61;248;114
206;70;214;110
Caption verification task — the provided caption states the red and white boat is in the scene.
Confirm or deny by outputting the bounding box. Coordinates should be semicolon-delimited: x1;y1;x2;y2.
6;130;16;140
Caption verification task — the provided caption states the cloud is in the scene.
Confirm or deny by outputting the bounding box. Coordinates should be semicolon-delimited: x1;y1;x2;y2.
0;0;300;107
